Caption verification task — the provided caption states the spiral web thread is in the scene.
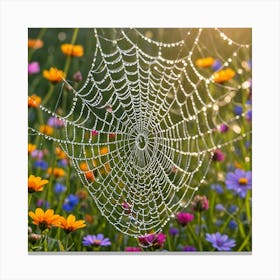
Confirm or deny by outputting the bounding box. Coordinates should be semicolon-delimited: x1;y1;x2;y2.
29;28;252;239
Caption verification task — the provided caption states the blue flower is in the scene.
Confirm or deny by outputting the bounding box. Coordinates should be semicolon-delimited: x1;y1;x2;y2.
210;183;224;194
229;220;238;230
34;160;48;170
228;205;238;214
225;169;252;198
54;183;66;194
246;110;252;121
234;105;243;115
62;194;79;212
183;246;196;251
206;232;236;251
212;59;222;71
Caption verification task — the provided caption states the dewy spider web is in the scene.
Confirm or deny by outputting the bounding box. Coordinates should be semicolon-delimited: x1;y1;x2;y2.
29;28;252;238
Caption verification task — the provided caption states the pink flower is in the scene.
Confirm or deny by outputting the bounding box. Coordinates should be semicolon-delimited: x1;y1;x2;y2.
28;62;40;75
138;232;166;248
176;212;194;226
91;130;98;137
122;201;131;214
125;247;142;252
191;195;209;212
106;105;113;113
212;149;225;162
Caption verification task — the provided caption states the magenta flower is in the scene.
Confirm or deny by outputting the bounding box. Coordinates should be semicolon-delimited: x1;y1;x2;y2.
212;149;225;162
91;130;99;137
138;232;166;248
73;71;83;82
82;234;111;247
219;124;229;133
28;61;40;75
176;212;194;226
125;247;142;252
191;195;209;212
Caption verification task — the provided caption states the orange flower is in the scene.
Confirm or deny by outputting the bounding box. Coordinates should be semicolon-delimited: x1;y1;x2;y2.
28;175;49;193
59;214;86;233
28;94;41;108
28;39;44;49
55;147;68;159
61;44;84;57
29;208;62;231
212;68;236;83
79;162;95;182
195;57;215;68
47;167;65;177
28;143;37;153
100;146;109;155
43;67;66;84
39;125;54;136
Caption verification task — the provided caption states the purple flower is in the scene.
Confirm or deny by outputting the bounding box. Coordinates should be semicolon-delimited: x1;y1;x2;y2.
73;71;83;82
58;159;68;167
31;149;44;160
28;61;40;75
176;212;194;226
191;195;209;212
82;234;111;247
226;169;252;198
36;199;50;209
212;149;225;162
125;247;142;252
215;204;225;212
206;232;236;251
228;205;238;214
169;227;179;236
183;246;196;251
47;117;64;128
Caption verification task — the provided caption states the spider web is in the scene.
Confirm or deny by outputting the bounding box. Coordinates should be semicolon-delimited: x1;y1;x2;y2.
29;28;252;238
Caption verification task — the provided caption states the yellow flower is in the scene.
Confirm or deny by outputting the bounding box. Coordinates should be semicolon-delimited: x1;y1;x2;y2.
28;39;44;49
43;67;66;84
28;143;36;153
28;175;49;193
59;214;86;233
47;167;65;177
100;146;109;155
29;208;62;231
195;57;215;68
39;125;54;136
212;68;236;83
28;94;41;108
61;44;84;57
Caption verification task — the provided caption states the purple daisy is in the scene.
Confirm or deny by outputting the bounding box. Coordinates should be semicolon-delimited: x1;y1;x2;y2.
82;234;111;247
206;232;236;251
28;61;40;75
225;169;252;198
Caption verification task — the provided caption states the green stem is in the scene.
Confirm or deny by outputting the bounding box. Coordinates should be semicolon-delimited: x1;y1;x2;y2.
42;84;54;106
28;194;33;208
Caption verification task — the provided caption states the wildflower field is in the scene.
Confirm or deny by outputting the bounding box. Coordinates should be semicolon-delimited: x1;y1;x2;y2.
28;28;252;252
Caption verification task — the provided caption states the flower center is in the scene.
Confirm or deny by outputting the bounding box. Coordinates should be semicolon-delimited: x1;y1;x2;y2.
238;177;248;185
94;239;101;245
